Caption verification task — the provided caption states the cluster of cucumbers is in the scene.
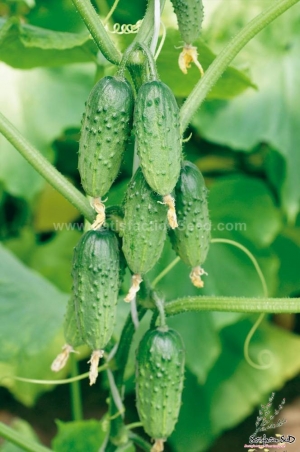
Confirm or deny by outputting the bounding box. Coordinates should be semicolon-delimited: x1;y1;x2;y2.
52;1;209;450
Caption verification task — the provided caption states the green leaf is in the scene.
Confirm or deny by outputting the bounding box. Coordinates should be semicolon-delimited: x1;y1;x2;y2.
209;175;282;247
272;228;300;297
193;6;300;220
0;244;67;360
0;62;94;199
157;29;255;100
0;18;97;69
52;419;107;452
170;319;300;452
0;244;68;404
29;230;81;292
168;312;221;384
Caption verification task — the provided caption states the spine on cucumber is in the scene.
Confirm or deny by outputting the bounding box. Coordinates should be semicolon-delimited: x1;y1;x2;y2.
122;168;168;302
134;80;182;229
135;326;185;451
170;0;204;75
78;75;134;229
170;161;210;287
72;229;120;384
51;297;84;372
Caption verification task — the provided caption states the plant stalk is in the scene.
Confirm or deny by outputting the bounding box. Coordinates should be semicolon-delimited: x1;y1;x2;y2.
107;306;147;448
71;0;121;64
165;296;300;317
0;422;52;452
0;112;95;224
180;0;300;131
70;355;83;421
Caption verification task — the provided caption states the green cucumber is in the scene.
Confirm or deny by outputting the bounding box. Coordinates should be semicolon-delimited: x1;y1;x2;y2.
78;76;134;228
170;0;204;75
171;0;204;45
134;80;182;228
136;326;185;451
170;160;210;287
72;228;120;384
51;297;84;372
122;168;167;301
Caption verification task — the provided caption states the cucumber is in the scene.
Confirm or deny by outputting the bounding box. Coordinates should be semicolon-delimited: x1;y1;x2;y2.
136;326;185;451
122;168;168;302
170;0;204;75
51;297;84;372
134;80;182;229
72;228;120;384
78;75;134;228
171;0;204;45
170;160;210;287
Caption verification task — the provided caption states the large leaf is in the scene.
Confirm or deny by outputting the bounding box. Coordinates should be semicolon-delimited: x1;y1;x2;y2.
170;319;300;452
0;244;67;404
52;420;106;452
157;30;255;100
0;18;97;69
0;62;94;199
193;3;300;220
272;228;300;297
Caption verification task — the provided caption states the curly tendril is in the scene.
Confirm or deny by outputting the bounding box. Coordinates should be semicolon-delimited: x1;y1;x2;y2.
105;20;142;35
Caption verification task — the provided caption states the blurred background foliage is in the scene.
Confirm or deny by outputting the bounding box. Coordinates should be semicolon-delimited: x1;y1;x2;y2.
0;0;300;451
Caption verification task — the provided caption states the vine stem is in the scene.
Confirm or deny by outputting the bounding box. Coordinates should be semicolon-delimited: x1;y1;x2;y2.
164;297;300;316
180;0;300;131
0;112;95;224
71;0;121;64
107;306;147;448
0;422;52;452
132;0;166;47
70;354;83;421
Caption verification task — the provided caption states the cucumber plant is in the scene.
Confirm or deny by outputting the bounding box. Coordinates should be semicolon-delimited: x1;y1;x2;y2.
0;0;298;451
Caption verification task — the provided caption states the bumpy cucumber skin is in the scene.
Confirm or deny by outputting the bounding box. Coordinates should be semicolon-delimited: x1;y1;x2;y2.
136;327;185;441
78;76;134;198
72;229;120;351
122;168;168;275
134;81;181;196
171;0;204;45
170;161;210;267
63;298;83;348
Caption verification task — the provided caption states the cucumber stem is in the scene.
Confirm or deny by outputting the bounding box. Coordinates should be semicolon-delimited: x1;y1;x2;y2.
0;112;95;224
0;422;52;452
71;0;121;64
137;42;159;81
152;292;166;328
70;354;83;421
108;306;147;447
